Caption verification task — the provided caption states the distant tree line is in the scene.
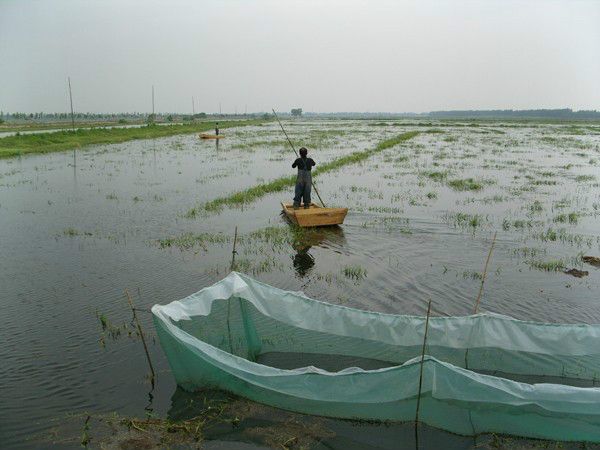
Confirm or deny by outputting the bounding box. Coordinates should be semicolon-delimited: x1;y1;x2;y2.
427;109;600;119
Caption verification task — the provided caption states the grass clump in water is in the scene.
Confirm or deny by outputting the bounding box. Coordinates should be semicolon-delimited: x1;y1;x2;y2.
189;131;419;215
447;178;484;191
342;265;368;281
527;259;565;272
0;119;266;159
158;232;230;250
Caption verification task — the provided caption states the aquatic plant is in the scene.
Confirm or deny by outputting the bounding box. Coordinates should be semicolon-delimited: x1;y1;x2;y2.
447;178;483;191
0;119;267;159
191;131;419;214
342;265;367;281
158;232;230;250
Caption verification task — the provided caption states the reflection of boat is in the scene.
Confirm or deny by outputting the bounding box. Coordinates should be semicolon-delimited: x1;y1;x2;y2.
281;202;347;227
199;133;224;139
153;272;600;441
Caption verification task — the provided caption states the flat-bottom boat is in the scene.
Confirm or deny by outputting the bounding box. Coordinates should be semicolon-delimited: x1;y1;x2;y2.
199;133;225;139
281;202;347;227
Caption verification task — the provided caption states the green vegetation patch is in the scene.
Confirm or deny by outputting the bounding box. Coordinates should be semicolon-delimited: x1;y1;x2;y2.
0;119;266;158
189;131;419;215
447;178;484;191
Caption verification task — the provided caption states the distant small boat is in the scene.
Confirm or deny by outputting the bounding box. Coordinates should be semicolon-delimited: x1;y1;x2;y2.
199;133;224;139
281;202;348;227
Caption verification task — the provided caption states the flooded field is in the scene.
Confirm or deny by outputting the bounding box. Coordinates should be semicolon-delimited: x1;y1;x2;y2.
2;119;600;448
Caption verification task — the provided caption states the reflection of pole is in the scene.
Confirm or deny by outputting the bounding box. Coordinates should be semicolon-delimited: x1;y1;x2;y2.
68;77;75;131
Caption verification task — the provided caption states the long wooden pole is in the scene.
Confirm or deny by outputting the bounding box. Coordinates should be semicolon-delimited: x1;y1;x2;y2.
473;231;497;314
272;109;326;207
465;231;498;369
415;298;432;425
125;289;156;386
230;226;238;271
68;77;75;131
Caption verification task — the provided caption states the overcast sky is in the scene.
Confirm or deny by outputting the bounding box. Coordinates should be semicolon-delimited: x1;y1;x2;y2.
1;0;599;114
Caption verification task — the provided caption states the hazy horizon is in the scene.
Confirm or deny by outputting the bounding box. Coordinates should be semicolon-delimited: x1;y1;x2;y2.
1;0;599;114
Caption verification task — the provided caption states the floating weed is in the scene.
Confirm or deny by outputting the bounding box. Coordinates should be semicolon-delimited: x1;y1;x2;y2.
424;171;448;182
575;174;595;183
554;212;580;224
447;178;484;191
444;212;485;228
528;200;544;214
63;227;80;236
536;228;558;242
342;265;367;281
526;259;565;272
106;193;118;200
463;270;483;280
513;247;547;258
158;232;230;251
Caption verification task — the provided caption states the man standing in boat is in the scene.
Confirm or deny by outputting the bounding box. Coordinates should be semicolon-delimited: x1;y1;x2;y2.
292;147;315;209
215;122;219;135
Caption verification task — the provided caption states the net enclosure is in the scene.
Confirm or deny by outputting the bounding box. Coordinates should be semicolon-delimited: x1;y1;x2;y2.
152;272;600;441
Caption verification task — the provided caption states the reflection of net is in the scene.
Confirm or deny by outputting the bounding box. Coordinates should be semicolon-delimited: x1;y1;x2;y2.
153;272;600;441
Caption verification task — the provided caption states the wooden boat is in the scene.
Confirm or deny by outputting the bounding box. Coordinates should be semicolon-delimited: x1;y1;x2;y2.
281;202;347;227
199;133;225;139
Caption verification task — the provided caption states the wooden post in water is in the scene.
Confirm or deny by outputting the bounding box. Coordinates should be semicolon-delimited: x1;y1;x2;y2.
152;85;155;115
465;231;498;369
125;289;156;386
230;226;238;271
68;77;75;131
473;231;498;314
415;299;432;424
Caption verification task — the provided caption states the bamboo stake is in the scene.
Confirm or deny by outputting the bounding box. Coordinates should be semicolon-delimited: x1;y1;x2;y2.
465;231;498;369
415;298;432;425
230;226;238;271
125;289;155;386
473;231;497;314
272;109;326;207
68;77;75;131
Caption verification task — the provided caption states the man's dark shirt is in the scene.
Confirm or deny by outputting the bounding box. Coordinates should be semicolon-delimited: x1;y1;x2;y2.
292;157;316;171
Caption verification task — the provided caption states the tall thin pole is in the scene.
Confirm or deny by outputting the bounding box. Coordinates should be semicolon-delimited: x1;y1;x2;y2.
230;226;238;271
192;96;195;115
151;85;155;116
125;289;156;386
219;102;222;115
415;298;432;426
68;77;75;131
272;109;326;207
473;231;498;314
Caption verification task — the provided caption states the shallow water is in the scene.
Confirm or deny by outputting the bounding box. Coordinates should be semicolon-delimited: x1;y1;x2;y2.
2;119;600;448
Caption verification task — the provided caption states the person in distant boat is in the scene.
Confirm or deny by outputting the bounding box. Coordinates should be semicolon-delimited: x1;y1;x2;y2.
292;147;316;209
215;122;219;135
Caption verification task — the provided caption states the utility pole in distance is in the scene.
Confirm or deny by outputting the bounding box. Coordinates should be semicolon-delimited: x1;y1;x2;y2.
192;96;195;115
68;77;75;131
